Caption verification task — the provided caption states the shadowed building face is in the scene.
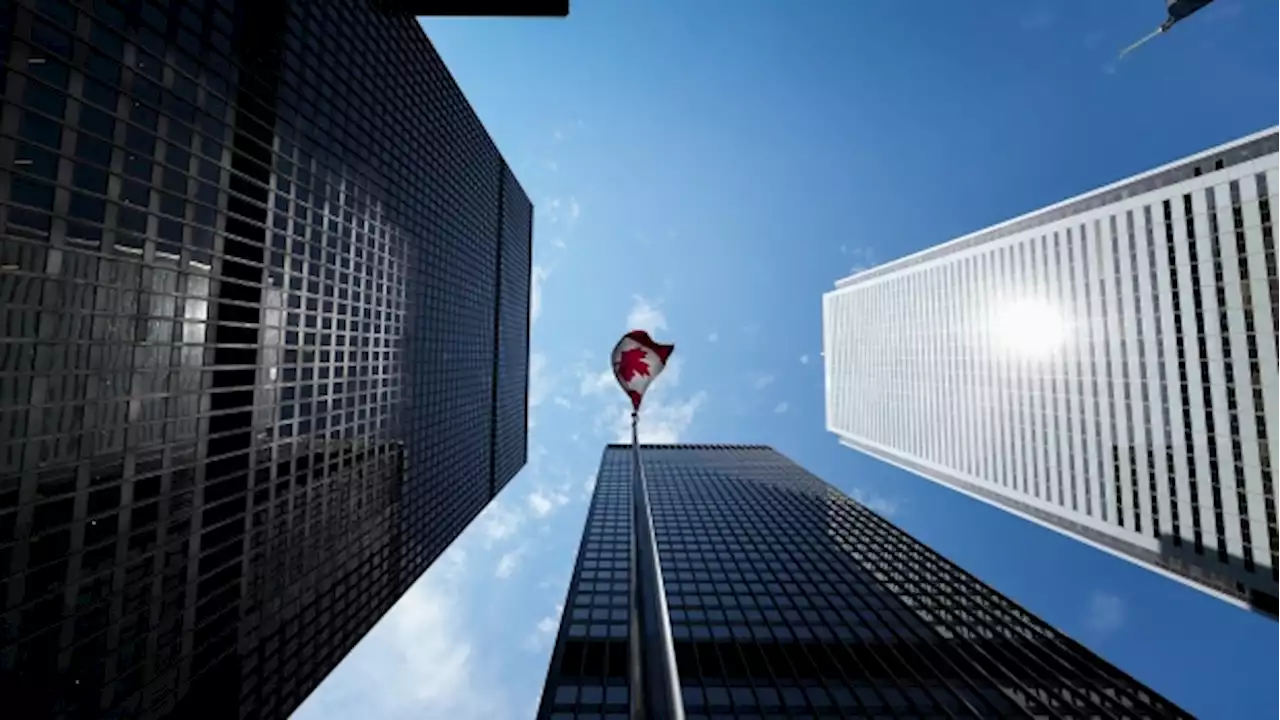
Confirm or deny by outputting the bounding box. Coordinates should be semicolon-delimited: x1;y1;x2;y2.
537;444;1189;718
0;0;531;717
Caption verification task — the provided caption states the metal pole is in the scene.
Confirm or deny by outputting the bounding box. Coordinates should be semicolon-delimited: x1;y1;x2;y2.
629;410;685;719
627;412;646;719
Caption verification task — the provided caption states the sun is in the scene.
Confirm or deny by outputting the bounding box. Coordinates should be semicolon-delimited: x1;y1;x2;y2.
991;298;1070;359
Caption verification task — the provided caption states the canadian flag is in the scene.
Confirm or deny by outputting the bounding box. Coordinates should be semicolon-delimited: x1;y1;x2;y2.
611;330;675;411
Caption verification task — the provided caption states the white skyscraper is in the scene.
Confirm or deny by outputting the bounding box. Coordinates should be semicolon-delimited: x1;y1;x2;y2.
823;127;1278;619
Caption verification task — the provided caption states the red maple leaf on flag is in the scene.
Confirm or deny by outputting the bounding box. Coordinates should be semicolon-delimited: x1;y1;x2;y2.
616;347;652;383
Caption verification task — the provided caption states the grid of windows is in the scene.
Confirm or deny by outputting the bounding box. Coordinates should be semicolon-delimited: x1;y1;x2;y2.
0;0;531;718
537;447;633;718
824;128;1279;619
539;445;1187;719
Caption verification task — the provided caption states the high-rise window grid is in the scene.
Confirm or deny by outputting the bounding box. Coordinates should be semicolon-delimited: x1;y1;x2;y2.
1;0;531;717
540;445;1189;718
824;128;1279;618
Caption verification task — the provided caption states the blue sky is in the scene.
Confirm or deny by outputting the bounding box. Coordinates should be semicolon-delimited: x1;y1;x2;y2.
294;1;1278;718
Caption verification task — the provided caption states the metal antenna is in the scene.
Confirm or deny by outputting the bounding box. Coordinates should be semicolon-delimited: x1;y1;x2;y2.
1118;26;1165;59
1117;0;1217;60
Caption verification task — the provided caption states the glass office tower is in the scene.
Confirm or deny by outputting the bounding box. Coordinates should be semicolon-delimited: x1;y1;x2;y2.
537;444;1187;718
0;0;532;718
824;127;1278;619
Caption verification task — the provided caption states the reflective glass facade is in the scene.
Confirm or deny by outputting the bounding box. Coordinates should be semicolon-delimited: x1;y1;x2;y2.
825;128;1278;619
0;0;531;717
539;444;1188;718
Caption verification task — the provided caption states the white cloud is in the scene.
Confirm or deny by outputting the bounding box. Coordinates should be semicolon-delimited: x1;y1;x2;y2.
293;548;505;720
527;487;570;518
603;357;705;444
553;396;572;409
843;245;877;276
477;502;523;544
579;367;614;397
799;354;810;365
752;374;775;391
541;196;581;228
1083;591;1125;636
707;332;718;343
525;602;566;652
495;547;526;579
774;402;789;414
551;237;566;249
530;266;550;325
582;474;597;499
626;295;667;332
536;615;559;635
528;353;552;432
618;392;705;443
529;354;550;407
577;298;708;446
850;488;901;518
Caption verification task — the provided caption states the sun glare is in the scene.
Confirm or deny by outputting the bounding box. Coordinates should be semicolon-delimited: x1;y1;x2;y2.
992;299;1069;359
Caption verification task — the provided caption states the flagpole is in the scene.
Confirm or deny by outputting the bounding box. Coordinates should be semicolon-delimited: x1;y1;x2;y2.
629;409;685;720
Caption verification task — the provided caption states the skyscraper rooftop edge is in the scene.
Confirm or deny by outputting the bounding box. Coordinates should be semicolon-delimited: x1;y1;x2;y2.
831;124;1279;290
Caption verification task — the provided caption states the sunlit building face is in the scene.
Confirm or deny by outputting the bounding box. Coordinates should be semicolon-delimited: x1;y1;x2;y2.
824;126;1279;621
990;298;1070;359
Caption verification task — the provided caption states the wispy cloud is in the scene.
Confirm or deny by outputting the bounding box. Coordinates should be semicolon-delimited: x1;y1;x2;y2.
527;486;570;518
553;396;572;409
774;402;789;414
294;549;506;719
598;356;705;444
1083;591;1126;636
799;354;810;365
530;266;550;325
576;295;707;445
541;196;582;228
477;502;524;545
752;373;776;391
524;602;565;652
842;245;877;275
528;353;551;430
707;332;718;343
850;488;902;518
579;366;614;397
626;295;667;332
495;546;527;579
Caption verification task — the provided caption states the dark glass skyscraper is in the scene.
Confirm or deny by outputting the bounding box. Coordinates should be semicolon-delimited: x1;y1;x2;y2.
0;0;531;718
538;444;1188;718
